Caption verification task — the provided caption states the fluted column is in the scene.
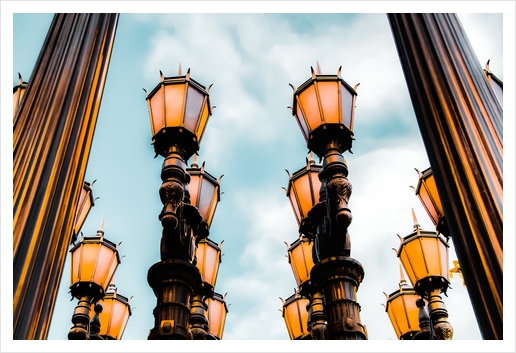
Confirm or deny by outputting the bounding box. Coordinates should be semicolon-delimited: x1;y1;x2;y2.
387;13;503;340
13;13;119;339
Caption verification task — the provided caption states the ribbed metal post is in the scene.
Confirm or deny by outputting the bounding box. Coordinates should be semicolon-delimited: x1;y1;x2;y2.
13;13;119;339
387;13;503;339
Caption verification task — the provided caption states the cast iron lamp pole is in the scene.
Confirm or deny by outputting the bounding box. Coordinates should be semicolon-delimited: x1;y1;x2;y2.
287;63;367;340
144;66;218;340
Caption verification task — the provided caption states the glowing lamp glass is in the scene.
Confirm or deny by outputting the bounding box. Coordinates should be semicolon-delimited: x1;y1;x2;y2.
206;292;228;339
281;292;309;340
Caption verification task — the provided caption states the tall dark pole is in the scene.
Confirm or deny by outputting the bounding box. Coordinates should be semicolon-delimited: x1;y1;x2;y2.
13;13;119;339
387;13;503;339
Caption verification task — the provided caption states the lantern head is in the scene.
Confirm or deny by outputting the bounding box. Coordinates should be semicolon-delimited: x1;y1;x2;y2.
145;67;213;161
281;290;310;340
291;63;358;158
69;221;120;302
286;156;322;226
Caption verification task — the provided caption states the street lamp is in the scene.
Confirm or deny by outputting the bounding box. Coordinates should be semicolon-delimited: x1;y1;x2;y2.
95;282;132;340
144;66;225;340
205;292;229;340
68;218;121;340
280;290;310;340
284;63;367;340
395;210;453;340
383;266;422;340
71;180;99;245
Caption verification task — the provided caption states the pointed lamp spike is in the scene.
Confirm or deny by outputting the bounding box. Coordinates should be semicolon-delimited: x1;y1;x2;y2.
18;72;23;85
383;292;389;299
178;63;182;76
414;168;422;178
191;154;199;168
97;216;105;237
315;60;322;75
411;208;421;232
288;83;296;92
337;66;342;77
310;66;316;78
354;82;360;91
308;151;315;164
159;70;164;82
485;59;490;72
399;264;407;286
186;68;191;80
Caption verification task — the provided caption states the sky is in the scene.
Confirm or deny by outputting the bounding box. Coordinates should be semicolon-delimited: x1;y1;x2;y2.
2;1;515;352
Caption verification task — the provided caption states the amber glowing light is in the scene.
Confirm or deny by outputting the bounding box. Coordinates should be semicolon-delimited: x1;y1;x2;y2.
281;291;309;340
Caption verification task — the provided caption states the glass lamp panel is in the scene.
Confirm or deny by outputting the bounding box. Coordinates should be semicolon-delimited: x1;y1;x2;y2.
77;242;100;283
298;85;322;131
288;190;302;226
196;101;211;142
295;101;310;142
72;186;93;236
184;85;205;133
198;179;217;225
148;89;164;136
187;175;200;209
206;295;227;339
340;83;355;132
99;297;131;340
288;238;314;286
164;84;186;128
294;174;317;220
398;249;417;287
70;245;82;285
196;240;221;287
282;295;309;340
417;185;439;226
402;239;427;284
386;291;419;339
420;236;448;279
93;245;119;289
317;81;340;124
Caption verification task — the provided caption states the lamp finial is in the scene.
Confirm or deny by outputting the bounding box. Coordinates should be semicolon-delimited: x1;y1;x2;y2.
399;264;407;287
411;208;420;231
97;215;105;236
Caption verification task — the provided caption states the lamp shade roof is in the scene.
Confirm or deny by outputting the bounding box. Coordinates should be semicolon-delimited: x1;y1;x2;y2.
281;291;309;340
286;156;322;226
206;292;228;339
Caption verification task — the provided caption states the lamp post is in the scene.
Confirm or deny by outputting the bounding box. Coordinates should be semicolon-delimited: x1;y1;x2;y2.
395;210;453;340
144;66;225;340
67;218;121;340
284;63;367;340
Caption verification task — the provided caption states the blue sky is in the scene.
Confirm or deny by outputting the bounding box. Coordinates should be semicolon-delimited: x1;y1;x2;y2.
3;1;515;352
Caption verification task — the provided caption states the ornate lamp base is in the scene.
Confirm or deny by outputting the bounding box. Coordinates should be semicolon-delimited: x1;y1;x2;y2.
147;259;202;340
311;256;367;340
